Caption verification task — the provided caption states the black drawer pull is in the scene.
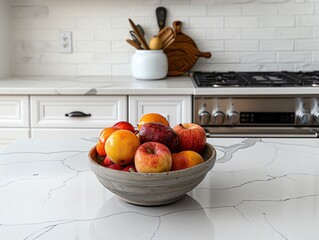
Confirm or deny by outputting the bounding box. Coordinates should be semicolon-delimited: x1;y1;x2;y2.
65;111;91;118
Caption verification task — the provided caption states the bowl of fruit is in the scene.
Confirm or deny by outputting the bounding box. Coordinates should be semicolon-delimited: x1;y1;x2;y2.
88;113;217;206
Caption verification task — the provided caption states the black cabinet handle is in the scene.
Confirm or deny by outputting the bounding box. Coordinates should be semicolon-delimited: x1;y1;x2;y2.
65;111;91;118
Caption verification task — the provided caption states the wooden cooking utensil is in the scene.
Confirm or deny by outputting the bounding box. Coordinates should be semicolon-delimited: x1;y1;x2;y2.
162;38;175;50
126;39;142;49
128;18;149;50
156;7;167;31
158;26;175;49
164;21;212;76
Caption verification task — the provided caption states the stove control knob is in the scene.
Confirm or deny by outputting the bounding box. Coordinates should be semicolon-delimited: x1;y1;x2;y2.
227;111;240;125
298;111;312;125
312;111;319;124
212;111;225;125
199;111;211;125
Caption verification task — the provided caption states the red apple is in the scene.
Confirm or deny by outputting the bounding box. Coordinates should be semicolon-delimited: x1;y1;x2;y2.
122;165;137;172
113;121;135;133
134;142;172;173
108;164;124;170
173;123;206;153
102;155;113;167
139;122;179;152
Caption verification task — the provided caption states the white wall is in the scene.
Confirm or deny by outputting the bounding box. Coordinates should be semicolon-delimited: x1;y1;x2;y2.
0;0;11;78
7;0;319;77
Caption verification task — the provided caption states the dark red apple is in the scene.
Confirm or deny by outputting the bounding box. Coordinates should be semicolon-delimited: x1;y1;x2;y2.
112;121;135;133
139;122;179;152
173;123;206;153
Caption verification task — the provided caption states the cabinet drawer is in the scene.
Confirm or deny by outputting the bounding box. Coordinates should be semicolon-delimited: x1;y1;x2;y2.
31;96;127;128
129;95;192;127
0;96;29;127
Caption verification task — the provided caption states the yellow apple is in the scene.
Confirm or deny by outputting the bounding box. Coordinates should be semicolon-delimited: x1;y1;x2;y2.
105;130;140;165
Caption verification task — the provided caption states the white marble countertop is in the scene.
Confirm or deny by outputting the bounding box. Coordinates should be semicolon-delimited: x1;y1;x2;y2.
1;75;319;96
0;76;194;95
1;137;318;240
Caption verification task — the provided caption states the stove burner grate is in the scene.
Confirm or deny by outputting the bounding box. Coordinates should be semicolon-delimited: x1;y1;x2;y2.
193;71;319;87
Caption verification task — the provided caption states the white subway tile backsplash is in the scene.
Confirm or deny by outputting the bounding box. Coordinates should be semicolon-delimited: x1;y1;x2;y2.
240;52;276;63
190;17;224;28
242;4;278;15
7;0;319;76
196;41;224;52
13;30;59;41
277;51;312;62
279;3;314;15
225;16;260;28
207;28;241;40
12;6;49;18
14;64;77;76
169;5;206;16
95;29;128;40
207;52;240;63
77;64;111;76
296;15;319;26
76;18;111;29
261;16;295;27
112;63;132;76
12;18;76;30
72;30;94;41
14;41;58;52
243;28;277;39
296;39;319;50
260;40;294;51
225;40;259;51
77;41;111;52
95;53;129;64
278;27;313;39
207;3;241;16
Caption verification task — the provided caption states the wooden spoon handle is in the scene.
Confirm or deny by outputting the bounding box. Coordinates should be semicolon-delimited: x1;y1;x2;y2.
126;39;142;49
128;18;149;50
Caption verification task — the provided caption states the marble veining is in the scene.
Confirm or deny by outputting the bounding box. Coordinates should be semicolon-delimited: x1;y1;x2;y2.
0;138;319;240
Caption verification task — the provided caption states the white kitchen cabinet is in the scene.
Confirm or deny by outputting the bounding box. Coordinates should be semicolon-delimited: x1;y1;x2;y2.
0;0;11;79
30;95;127;138
129;95;192;127
0;96;30;149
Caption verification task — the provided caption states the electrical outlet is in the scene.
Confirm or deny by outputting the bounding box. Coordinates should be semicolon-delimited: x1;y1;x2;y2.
59;31;72;53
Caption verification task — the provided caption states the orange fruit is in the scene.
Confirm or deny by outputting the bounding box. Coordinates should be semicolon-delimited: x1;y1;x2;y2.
96;127;119;156
137;113;169;130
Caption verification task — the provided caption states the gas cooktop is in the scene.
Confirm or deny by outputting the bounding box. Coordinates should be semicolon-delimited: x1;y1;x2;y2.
193;71;319;87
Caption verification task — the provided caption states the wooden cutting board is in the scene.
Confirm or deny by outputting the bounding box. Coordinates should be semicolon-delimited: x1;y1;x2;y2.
164;21;212;76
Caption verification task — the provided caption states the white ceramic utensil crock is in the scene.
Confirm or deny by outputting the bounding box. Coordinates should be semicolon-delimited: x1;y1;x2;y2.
131;50;168;80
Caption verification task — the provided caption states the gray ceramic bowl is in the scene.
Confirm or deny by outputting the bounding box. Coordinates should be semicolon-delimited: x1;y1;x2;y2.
88;143;216;206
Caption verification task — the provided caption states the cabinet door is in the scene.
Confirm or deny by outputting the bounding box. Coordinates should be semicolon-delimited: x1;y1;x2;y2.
129;95;192;127
0;96;29;127
31;95;127;128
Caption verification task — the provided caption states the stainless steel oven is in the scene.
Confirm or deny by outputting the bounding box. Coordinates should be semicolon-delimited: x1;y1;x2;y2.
192;71;319;138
